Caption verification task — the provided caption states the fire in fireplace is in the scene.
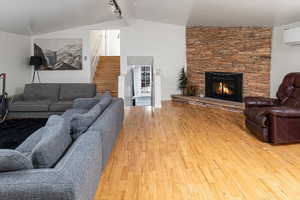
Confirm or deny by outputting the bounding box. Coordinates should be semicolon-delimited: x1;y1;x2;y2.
215;82;233;96
205;72;243;102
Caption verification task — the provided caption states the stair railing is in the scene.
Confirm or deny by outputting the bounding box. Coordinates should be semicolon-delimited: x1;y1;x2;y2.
91;33;103;80
153;68;162;108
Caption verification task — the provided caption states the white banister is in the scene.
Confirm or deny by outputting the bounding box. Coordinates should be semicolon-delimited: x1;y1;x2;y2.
90;33;103;80
118;73;126;99
153;69;162;108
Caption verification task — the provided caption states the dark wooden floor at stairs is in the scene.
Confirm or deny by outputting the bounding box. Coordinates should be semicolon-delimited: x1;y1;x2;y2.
94;56;120;97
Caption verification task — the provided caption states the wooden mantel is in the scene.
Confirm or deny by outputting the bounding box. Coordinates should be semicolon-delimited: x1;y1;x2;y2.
171;95;245;112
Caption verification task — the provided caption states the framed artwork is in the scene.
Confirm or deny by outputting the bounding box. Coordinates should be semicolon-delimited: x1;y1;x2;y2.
33;39;83;70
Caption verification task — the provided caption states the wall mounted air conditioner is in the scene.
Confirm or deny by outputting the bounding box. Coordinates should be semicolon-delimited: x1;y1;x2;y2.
284;27;300;46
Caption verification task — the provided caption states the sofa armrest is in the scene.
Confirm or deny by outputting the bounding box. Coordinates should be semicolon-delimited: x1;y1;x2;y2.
73;97;100;110
9;94;24;103
268;107;300;117
16;128;43;153
0;169;74;200
244;97;279;108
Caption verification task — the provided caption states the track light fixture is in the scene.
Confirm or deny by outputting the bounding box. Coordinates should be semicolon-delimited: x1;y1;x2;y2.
108;0;122;19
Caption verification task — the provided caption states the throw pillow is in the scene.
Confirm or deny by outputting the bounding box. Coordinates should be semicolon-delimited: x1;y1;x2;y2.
31;115;72;168
70;103;102;140
0;150;33;172
99;92;112;111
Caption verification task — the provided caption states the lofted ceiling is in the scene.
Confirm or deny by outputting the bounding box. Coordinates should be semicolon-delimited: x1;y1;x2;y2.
2;0;300;35
0;0;118;35
130;0;300;27
188;0;300;27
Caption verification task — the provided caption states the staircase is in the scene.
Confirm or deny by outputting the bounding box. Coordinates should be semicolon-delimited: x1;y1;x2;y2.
93;56;120;97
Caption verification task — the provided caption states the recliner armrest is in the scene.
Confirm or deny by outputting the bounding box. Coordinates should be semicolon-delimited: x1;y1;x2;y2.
244;97;279;108
268;107;300;117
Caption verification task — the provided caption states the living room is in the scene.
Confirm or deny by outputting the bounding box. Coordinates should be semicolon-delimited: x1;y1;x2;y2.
1;0;300;199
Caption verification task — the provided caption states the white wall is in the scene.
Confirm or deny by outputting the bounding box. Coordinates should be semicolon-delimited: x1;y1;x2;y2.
29;19;185;101
106;30;120;56
31;27;92;83
90;30;104;59
90;30;104;80
21;18;300;102
121;19;186;100
30;20;125;83
271;22;300;97
0;31;31;95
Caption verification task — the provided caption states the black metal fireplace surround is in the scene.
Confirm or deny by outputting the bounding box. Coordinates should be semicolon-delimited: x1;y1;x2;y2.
205;72;243;102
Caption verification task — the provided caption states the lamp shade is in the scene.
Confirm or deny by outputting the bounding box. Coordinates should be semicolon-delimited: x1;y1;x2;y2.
29;56;42;66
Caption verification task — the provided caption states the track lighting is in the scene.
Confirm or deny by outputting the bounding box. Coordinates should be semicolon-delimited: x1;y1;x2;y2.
108;0;122;19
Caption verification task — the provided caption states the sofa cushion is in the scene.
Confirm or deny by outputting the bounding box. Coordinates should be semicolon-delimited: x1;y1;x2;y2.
31;115;72;168
70;104;102;140
99;92;112;110
59;84;96;101
62;108;88;122
16;128;44;153
244;107;269;127
9;100;51;112
0;150;33;172
73;97;101;110
23;84;60;101
49;101;73;112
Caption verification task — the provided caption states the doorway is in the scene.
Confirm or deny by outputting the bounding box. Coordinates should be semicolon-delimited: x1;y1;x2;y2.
90;29;120;97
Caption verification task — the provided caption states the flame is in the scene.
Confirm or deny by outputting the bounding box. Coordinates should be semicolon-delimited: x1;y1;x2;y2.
216;82;223;95
216;82;233;95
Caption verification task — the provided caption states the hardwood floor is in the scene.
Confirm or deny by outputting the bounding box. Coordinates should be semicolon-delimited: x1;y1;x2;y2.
95;101;300;200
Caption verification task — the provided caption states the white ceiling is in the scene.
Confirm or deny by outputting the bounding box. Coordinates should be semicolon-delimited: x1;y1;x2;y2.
130;0;300;27
2;0;300;35
188;0;300;27
0;0;117;35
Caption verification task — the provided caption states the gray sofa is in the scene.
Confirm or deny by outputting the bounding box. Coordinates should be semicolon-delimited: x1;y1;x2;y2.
9;83;97;118
0;95;124;200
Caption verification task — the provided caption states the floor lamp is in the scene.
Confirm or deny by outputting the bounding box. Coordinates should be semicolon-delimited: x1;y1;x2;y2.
29;56;42;83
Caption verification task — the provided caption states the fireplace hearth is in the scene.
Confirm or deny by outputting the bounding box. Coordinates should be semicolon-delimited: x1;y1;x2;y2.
205;72;243;102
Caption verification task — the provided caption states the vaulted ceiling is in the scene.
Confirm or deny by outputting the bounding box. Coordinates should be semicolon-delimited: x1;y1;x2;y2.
0;0;117;35
2;0;300;35
130;0;300;27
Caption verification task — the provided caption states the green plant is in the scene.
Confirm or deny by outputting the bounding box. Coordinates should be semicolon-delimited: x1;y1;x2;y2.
178;68;187;94
186;86;197;96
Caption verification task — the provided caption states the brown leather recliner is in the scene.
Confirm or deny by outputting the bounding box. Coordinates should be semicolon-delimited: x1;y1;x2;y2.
244;73;300;144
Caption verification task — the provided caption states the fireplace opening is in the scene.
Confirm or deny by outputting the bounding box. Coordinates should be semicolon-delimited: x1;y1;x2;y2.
205;72;243;102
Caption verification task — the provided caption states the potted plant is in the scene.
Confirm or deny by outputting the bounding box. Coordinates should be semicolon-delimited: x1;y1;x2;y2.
178;68;188;95
186;86;197;96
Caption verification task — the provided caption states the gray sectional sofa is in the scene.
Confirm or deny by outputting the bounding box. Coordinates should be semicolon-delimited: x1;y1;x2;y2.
0;93;124;200
9;83;97;118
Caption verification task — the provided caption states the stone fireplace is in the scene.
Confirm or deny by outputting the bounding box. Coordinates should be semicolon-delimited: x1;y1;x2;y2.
205;72;243;102
186;27;272;99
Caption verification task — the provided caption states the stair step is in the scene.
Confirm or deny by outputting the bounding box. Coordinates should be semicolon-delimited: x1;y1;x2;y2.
95;83;118;86
99;56;120;63
94;80;118;83
95;73;120;75
95;80;118;82
96;87;118;90
97;89;118;92
95;69;120;72
95;85;118;88
95;66;120;69
98;62;120;65
94;56;120;99
97;89;118;93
